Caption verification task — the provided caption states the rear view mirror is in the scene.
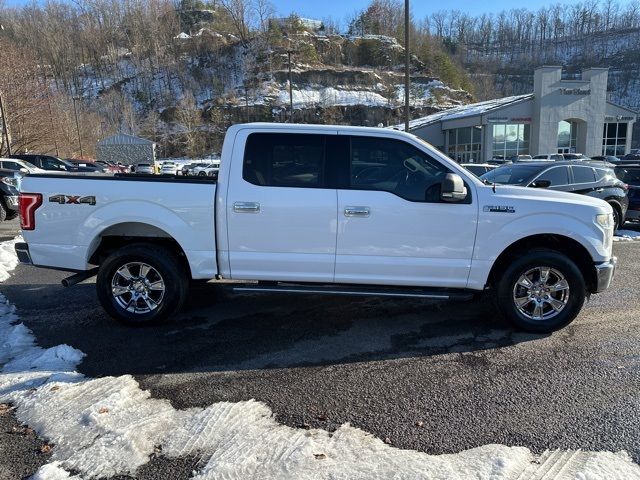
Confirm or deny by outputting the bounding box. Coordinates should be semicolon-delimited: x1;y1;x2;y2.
440;173;468;202
531;180;551;188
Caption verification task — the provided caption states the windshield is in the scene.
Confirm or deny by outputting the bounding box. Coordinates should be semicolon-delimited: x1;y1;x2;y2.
480;165;542;185
19;160;38;169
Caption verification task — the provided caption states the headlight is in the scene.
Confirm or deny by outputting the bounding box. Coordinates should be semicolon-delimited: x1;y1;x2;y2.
596;213;613;229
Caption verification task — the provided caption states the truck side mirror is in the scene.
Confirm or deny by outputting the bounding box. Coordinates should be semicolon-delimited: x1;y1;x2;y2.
440;173;468;202
531;179;551;188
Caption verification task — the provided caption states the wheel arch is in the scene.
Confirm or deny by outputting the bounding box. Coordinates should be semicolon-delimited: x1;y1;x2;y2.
88;222;192;278
487;234;597;292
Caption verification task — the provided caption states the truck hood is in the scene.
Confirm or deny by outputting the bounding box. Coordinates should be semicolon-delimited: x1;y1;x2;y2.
482;184;612;213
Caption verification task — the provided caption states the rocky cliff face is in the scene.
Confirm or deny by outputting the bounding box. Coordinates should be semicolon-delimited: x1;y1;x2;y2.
81;28;471;155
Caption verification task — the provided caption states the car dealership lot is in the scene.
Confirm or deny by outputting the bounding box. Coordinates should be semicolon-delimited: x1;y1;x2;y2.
1;224;640;478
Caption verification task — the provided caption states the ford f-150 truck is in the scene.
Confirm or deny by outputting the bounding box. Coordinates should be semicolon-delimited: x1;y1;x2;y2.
15;124;616;332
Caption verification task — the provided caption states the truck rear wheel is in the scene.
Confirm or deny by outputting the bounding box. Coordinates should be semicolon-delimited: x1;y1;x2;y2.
96;243;188;326
494;249;586;333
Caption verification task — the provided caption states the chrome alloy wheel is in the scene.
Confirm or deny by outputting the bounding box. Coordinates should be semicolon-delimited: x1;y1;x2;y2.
512;266;570;321
111;262;165;314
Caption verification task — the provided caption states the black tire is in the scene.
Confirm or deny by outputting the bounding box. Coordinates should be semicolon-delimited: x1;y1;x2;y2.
198;171;207;176
0;201;7;222
96;243;189;326
494;249;586;333
609;202;622;231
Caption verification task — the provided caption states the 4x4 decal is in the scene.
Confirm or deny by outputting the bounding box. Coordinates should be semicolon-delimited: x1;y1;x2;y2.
49;195;96;206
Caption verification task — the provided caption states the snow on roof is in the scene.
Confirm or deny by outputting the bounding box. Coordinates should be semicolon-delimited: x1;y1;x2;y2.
395;94;534;131
98;134;154;146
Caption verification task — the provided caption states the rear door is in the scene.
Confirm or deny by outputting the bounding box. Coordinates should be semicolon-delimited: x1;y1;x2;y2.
226;131;340;282
335;134;478;288
530;166;572;192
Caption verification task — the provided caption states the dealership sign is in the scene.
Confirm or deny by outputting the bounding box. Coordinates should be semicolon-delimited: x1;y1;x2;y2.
559;88;591;95
487;117;532;123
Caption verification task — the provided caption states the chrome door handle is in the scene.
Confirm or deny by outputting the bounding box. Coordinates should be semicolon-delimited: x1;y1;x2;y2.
234;202;260;213
344;206;370;217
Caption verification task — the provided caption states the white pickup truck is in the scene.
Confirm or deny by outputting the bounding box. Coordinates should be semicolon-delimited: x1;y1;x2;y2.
15;123;616;332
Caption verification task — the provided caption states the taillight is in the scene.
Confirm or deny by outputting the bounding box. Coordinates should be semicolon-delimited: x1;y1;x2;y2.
19;193;42;230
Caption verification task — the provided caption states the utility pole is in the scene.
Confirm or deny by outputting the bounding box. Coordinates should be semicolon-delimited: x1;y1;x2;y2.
287;50;294;123
244;84;250;123
46;95;60;157
404;0;410;133
0;91;11;156
72;96;84;158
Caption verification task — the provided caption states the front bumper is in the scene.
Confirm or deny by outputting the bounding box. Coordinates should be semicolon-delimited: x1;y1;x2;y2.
15;242;32;265
593;256;617;293
5;195;18;210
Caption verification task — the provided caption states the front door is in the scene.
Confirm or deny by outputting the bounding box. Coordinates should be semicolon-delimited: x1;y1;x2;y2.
335;134;478;288
226;131;338;282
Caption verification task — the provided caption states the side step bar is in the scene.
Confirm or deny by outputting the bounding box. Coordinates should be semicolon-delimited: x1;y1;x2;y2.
231;283;474;301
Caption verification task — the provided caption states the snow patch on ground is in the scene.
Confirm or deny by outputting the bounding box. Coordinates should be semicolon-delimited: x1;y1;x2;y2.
0;236;21;282
614;229;640;241
0;237;639;479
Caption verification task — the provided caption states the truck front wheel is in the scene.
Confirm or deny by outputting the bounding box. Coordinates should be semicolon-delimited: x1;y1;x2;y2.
494;249;586;333
96;244;189;326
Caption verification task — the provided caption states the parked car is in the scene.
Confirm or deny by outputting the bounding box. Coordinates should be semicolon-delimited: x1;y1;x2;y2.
561;153;590;161
0;158;46;174
622;153;640;161
591;155;620;164
487;158;512;166
192;163;218;176
481;160;628;230
614;164;640;222
532;154;564;161
135;163;155;174
0;169;20;221
65;159;107;173
16;123;617;333
510;154;533;162
160;162;179;175
182;163;207;175
10;154;95;173
461;163;496;176
95;161;130;174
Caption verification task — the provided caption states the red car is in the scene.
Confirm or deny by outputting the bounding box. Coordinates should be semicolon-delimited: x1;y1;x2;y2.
95;160;130;173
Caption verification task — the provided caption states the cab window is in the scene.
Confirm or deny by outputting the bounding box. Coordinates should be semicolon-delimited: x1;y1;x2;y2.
244;133;325;188
348;136;450;202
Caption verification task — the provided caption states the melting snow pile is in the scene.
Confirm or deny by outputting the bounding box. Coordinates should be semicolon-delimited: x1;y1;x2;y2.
0;238;639;479
0;236;21;282
614;229;640;242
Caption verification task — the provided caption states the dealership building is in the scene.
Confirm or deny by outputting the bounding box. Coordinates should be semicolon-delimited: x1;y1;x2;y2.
404;66;637;162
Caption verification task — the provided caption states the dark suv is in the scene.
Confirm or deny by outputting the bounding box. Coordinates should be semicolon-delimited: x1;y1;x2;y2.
481;161;629;229
614;164;640;222
0;169;20;221
10;154;95;173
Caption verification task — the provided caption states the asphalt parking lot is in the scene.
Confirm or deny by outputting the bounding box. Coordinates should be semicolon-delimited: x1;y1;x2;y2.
1;220;640;479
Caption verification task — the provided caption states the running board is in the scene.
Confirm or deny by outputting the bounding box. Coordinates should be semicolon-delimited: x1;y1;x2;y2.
230;283;474;301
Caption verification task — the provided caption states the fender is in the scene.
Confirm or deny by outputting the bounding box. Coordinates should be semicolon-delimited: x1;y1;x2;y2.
467;212;611;289
81;200;217;278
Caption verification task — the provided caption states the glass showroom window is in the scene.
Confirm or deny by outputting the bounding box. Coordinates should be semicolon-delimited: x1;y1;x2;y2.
602;123;627;156
492;124;530;160
447;126;483;163
557;120;578;153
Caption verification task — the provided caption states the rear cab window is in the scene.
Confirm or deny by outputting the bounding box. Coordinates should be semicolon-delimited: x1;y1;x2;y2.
243;133;325;188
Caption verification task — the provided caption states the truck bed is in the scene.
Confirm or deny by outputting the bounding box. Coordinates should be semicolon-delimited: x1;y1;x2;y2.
20;173;218;278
